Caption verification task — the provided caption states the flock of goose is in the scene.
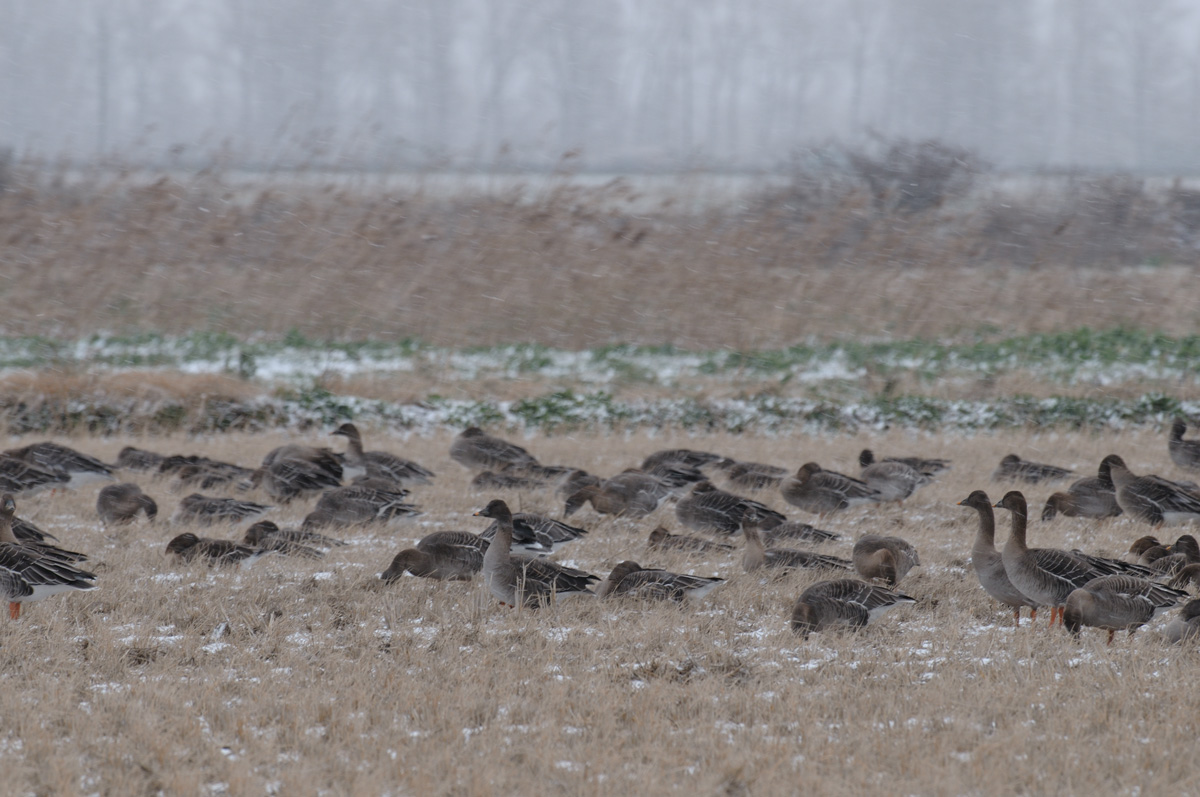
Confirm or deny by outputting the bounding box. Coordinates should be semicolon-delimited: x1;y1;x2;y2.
2;418;1200;644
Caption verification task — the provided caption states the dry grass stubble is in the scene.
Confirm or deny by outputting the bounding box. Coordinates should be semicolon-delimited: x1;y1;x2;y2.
0;428;1197;795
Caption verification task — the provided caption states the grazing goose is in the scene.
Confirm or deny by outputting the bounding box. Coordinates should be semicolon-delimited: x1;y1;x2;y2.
1107;455;1200;525
760;520;840;545
96;483;158;526
859;449;951;477
0;456;70;495
381;531;488;582
332;422;434;486
647;526;735;554
852;534;920;587
959;490;1038;626
676;481;786;535
302;485;420;529
858;459;931;504
262;444;344;481
478;512;588;555
789;579;915;637
475;500;597;607
1063;574;1187;644
640;449;723;472
780;462;881;516
114;446;166;472
165;532;269;567
471;470;549;491
242;520;346;550
991;454;1073;484
741;515;853;575
557;470;602;499
714;458;788;490
994;491;1103;627
0;494;96;619
1041;454;1124;520
250;459;342;503
2;442;114;487
1163;599;1200;643
450;427;539;472
564;470;669;519
594;560;723;601
1169;417;1200;472
172;494;271;526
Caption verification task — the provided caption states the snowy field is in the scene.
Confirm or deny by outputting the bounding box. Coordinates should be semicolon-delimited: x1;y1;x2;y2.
1;426;1196;795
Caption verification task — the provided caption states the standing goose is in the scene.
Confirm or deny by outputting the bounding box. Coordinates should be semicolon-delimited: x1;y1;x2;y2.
859;449;951;477
676;481;786;535
302;485;420;529
250;459;342;504
477;512;587;555
1063;574;1187;644
991;454;1073;485
647;526;735;554
851;534;920;587
594;561;723;601
780;462;881;516
332;423;435;486
474;500;597;607
1041;454;1125;520
1169;417;1200;472
96;483;158;526
0;494;96;619
994;491;1103;627
958;490;1038;626
165;533;269;567
1107;455;1200;526
858;459;931;504
741;515;853;575
790;579;915;637
2;442;113;487
172;494;272;526
450;428;539;472
381;531;488;582
1163;599;1200;643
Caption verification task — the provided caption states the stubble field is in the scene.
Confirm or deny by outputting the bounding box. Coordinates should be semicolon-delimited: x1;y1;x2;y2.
0;427;1196;796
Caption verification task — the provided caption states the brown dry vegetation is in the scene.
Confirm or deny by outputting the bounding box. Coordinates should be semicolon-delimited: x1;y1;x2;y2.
1;427;1197;795
2;162;1199;349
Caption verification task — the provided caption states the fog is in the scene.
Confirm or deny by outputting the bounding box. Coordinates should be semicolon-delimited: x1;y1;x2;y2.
4;0;1200;173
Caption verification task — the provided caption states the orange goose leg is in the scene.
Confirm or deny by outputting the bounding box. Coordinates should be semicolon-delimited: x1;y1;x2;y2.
1106;630;1115;645
8;602;20;620
1013;608;1021;627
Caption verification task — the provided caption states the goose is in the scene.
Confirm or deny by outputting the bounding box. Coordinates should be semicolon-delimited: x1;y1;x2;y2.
2;442;113;487
641;460;708;492
96;483;158;525
789;579;915;637
262;444;344;481
713;458;788;490
0;456;70;495
1140;535;1200;576
646;526;735;554
859;449;951;477
240;530;322;559
173;464;247;491
557;470;602;499
471;470;549;491
302;485;420;529
158;454;254;483
594;560;723;601
381;531;488;582
991;454;1073;484
852;534;920;586
1169;563;1200;592
994;491;1103;627
741;514;852;575
958;491;1038;626
780;462;881;516
640;449;723;472
1169;417;1200;472
477;512;587;555
242;520;346;550
0;494;96;619
165;532;269;567
1041;454;1124;520
332;422;434;486
114;446;166;471
474;499;597;607
760;520;840;545
172;494;271;526
1062;574;1186;644
676;481;786;535
858;459;931;504
1107;455;1200;525
564;470;668;519
450;427;539;472
250;459;341;503
1163;599;1200;643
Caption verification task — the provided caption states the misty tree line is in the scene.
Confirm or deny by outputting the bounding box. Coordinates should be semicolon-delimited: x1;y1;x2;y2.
4;0;1200;173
